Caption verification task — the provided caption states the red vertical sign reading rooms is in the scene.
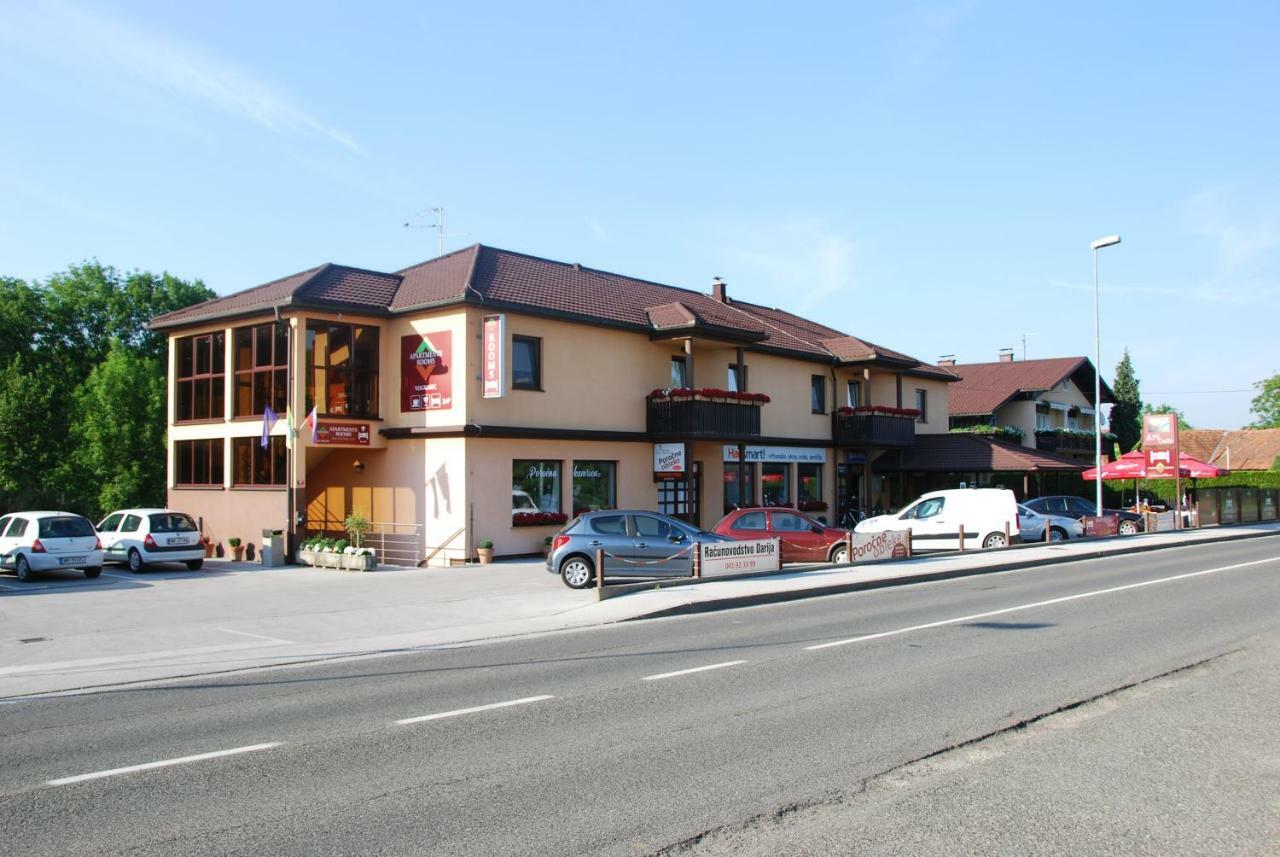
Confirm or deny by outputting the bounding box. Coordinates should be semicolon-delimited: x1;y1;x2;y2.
482;314;504;398
401;332;452;412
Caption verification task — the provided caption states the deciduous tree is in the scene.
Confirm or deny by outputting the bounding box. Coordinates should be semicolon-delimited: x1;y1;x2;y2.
1250;372;1280;429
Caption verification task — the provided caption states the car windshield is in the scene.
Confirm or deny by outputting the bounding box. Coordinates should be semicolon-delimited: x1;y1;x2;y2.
149;513;198;533
37;516;95;538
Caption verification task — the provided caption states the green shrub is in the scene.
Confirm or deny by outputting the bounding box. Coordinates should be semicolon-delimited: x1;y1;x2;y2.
951;424;1025;443
227;537;241;548
479;539;494;549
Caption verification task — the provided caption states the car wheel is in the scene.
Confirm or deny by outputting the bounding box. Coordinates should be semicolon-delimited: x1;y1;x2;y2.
185;559;204;571
15;555;33;582
84;566;102;579
560;556;595;589
128;548;146;573
1118;520;1138;536
1049;527;1068;542
982;532;1008;549
828;544;849;564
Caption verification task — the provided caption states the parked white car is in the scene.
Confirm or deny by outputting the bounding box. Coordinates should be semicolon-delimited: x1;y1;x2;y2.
1017;503;1084;542
97;508;205;572
0;511;104;581
855;488;1021;551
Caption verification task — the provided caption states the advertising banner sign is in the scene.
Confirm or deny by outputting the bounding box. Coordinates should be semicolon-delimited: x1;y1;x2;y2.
653;442;686;477
1083;515;1119;537
1145;446;1179;477
1141;413;1178;449
723;445;827;463
700;538;780;576
401;332;452;412
482;314;504;399
314;422;370;446
848;530;911;563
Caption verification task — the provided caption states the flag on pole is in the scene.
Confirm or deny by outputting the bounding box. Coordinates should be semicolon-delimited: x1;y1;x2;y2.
284;407;298;449
301;405;318;443
261;405;278;448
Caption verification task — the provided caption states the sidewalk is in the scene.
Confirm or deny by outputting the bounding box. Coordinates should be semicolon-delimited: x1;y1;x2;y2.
2;523;1278;699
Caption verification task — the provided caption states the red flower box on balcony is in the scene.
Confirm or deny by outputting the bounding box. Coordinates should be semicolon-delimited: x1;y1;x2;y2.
835;405;921;418
648;387;770;404
512;512;569;527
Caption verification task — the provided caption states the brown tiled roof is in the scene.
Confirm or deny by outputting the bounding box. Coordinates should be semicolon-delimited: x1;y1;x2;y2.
875;434;1090;473
948;357;1112;416
1178;428;1280;471
150;244;951;376
150;264;403;329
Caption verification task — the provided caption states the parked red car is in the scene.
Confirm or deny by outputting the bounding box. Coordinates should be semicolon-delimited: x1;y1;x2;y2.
712;507;849;564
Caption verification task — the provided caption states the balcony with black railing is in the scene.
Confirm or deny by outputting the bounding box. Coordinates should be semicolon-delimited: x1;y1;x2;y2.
832;409;917;447
1035;430;1096;455
646;392;764;441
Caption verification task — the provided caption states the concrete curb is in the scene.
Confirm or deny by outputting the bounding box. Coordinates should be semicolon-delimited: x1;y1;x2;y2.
620;526;1280;621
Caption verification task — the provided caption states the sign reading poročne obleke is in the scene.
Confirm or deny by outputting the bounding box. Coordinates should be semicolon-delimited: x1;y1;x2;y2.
848;530;911;563
699;538;780;576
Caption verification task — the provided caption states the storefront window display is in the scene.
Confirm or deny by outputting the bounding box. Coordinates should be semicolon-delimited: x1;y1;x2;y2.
762;462;790;506
723;464;756;512
513;460;563;524
571;461;616;515
798;463;823;511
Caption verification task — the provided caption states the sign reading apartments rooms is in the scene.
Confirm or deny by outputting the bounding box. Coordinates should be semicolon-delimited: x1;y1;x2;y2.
402;332;452;411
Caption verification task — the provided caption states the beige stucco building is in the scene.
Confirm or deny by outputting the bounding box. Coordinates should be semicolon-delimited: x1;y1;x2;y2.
151;245;957;565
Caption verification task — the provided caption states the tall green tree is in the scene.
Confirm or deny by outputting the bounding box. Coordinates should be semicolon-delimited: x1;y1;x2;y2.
1143;402;1193;431
1109;349;1142;452
1249;373;1280;428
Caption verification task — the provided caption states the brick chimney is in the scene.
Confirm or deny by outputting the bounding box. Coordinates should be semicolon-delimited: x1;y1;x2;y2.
998;349;1015;363
938;355;956;367
711;276;728;303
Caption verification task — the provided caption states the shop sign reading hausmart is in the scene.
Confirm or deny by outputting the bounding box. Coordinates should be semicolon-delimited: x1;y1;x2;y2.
401;332;452;412
653;442;686;479
848;530;911;563
700;538;780;576
314;422;371;446
482;314;504;398
723;446;827;463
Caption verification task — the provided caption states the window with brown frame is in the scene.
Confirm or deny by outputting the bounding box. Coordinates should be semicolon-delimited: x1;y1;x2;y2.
232;436;287;486
233;323;289;417
174;333;226;422
175;439;224;486
305;322;380;417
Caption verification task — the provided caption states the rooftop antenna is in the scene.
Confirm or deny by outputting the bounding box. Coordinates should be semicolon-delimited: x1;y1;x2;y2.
1020;331;1040;361
403;206;467;258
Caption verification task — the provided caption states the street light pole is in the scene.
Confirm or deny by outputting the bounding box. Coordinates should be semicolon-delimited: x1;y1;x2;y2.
1090;235;1121;517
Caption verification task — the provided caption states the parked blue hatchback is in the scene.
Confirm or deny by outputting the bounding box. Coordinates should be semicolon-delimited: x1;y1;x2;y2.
547;510;734;589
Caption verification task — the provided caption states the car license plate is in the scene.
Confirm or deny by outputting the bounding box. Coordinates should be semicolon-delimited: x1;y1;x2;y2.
167;537;191;546
60;556;85;565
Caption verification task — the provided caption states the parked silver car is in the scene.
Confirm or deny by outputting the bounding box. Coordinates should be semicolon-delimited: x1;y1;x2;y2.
1017;504;1084;542
0;511;104;581
546;510;734;589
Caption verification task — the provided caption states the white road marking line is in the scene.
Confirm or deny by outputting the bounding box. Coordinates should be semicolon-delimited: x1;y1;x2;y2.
643;660;748;681
806;555;1279;651
46;742;282;786
396;695;555;725
216;627;295;644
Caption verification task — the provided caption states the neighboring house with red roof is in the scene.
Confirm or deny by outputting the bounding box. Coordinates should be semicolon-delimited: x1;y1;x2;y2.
150;244;958;562
1179;428;1280;472
944;353;1115;461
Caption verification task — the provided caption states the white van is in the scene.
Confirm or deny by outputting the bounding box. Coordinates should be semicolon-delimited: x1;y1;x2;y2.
855;488;1021;552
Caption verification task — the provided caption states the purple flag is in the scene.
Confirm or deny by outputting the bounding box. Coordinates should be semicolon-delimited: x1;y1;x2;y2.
261;405;278;448
307;405;318;443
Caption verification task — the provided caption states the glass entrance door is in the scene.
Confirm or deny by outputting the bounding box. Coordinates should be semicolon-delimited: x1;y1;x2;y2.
658;462;701;526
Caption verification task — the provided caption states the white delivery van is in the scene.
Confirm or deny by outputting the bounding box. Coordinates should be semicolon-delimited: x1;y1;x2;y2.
855;488;1021;552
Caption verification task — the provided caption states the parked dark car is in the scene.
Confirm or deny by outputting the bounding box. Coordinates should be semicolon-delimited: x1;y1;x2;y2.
713;507;849;564
546;510;734;589
1022;495;1145;535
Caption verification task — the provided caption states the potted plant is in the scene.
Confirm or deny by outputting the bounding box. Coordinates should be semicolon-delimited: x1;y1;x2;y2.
341;546;377;571
202;536;216;558
477;539;494;564
228;537;243;561
344;512;372;551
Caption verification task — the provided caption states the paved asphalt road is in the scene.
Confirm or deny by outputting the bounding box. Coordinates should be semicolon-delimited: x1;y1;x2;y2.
2;537;1278;856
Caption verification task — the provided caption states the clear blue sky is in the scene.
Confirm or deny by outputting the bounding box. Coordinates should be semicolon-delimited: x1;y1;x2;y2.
3;1;1277;428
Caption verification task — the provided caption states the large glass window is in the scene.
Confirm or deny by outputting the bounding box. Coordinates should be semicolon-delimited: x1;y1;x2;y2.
174;333;225;422
762;462;790;506
233;323;289;417
513;336;542;390
1036;404;1051;431
723;463;756;512
728;364;747;392
798;463;822;504
232;436;287;486
915;388;928;423
306;322;380;417
513;460;561;513
175;439;225;486
846;380;862;408
811;375;826;414
670;356;688;388
571;460;616;515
